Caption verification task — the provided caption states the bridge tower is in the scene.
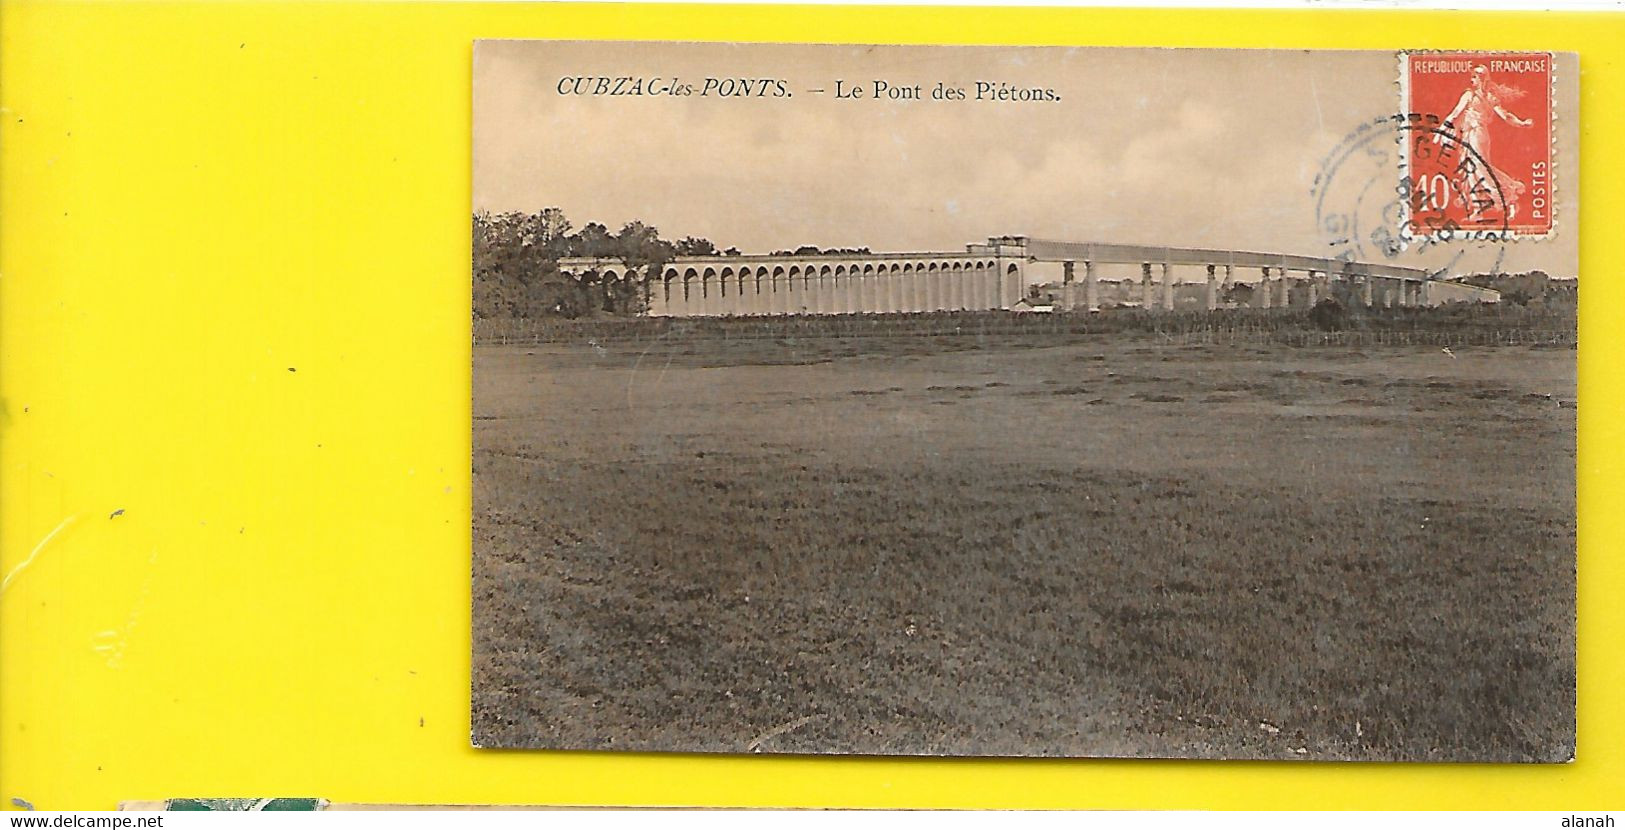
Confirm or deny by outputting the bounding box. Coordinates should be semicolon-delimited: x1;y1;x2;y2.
984;236;1029;310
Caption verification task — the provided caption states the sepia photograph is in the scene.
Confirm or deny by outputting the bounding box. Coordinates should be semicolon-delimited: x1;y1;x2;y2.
471;42;1578;761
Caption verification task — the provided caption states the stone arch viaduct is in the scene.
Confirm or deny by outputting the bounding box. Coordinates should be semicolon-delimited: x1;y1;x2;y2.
557;235;1498;317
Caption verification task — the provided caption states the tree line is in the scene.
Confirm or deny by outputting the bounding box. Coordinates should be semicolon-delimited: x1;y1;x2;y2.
474;208;889;319
473;208;734;319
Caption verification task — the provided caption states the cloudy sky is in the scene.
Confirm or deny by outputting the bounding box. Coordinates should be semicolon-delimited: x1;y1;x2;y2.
474;42;1576;278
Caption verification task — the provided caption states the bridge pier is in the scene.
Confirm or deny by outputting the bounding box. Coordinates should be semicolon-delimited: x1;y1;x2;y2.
1205;264;1218;311
1084;260;1098;311
1259;267;1273;309
1141;263;1154;308
1306;271;1321;307
1161;262;1175;311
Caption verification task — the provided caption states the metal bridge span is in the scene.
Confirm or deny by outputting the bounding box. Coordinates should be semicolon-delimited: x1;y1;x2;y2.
557;235;1497;317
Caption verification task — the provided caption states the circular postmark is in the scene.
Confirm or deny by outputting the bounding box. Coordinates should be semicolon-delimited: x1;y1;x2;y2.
1312;113;1511;269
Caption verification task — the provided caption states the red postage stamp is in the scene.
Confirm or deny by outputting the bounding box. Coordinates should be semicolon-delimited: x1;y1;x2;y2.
1401;51;1554;239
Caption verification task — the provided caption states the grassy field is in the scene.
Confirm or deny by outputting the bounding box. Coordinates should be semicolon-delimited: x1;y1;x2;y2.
472;329;1575;761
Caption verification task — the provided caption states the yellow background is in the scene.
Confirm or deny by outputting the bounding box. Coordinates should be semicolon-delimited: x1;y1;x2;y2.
1;1;1620;810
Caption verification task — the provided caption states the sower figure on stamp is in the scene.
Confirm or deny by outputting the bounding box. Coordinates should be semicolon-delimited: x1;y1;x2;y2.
1438;63;1535;220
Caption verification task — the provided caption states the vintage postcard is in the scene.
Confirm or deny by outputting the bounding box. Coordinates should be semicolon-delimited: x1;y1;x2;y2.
472;42;1577;761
